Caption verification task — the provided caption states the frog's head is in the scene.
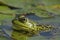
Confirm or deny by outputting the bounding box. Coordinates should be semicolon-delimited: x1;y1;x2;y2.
12;13;38;36
12;13;54;37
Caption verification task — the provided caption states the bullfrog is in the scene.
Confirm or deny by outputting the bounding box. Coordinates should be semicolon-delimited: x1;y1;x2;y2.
11;13;54;40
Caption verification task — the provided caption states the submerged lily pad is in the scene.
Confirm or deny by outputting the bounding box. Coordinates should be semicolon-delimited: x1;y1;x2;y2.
42;0;60;6
0;0;32;8
0;14;13;25
0;0;42;8
0;6;15;14
0;5;15;23
42;0;60;15
0;0;54;18
46;5;60;15
30;7;54;18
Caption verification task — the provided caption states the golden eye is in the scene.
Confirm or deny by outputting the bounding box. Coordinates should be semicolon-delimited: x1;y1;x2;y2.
18;16;26;23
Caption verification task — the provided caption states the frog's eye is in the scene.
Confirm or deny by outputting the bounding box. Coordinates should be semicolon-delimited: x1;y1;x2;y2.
18;17;26;23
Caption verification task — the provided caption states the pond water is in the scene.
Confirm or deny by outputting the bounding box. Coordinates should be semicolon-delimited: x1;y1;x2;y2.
0;14;60;40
